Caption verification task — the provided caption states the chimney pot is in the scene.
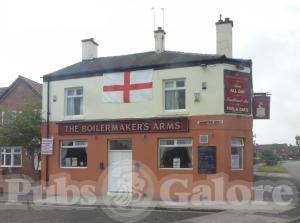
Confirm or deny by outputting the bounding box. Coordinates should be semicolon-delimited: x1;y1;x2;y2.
81;38;98;61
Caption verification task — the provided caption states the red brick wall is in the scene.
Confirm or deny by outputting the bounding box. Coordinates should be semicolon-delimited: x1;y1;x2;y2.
41;115;253;199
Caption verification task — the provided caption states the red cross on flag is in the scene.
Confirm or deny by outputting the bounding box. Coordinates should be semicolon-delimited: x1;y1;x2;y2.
103;69;153;103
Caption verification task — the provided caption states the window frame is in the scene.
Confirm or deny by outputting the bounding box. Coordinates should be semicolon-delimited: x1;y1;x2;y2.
163;79;186;112
158;138;193;170
65;87;84;117
0;147;22;167
1;110;17;126
230;137;244;170
60;140;88;169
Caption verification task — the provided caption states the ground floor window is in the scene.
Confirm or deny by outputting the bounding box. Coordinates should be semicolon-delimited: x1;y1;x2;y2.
231;138;244;170
61;140;87;167
0;147;22;167
159;139;193;169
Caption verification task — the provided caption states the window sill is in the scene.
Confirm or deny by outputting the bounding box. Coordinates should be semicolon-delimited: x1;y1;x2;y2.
160;110;189;116
0;166;22;168
231;168;244;171
60;166;87;169
159;168;193;170
63;115;85;121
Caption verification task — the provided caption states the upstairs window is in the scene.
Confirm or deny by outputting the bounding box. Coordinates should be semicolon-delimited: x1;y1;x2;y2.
1;111;17;126
65;88;83;116
164;79;186;111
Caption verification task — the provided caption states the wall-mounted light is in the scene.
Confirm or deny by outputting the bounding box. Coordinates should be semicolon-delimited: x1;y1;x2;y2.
53;95;57;102
194;92;200;102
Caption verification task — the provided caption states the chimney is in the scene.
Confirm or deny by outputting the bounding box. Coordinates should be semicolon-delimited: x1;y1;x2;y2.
81;38;99;60
154;27;166;53
215;16;233;58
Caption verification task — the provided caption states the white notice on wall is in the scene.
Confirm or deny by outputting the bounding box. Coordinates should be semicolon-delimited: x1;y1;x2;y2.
231;155;240;169
41;138;53;155
173;158;181;168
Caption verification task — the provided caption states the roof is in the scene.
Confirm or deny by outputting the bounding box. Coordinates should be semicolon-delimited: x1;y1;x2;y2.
43;51;252;81
19;76;42;95
0;87;8;96
0;76;42;103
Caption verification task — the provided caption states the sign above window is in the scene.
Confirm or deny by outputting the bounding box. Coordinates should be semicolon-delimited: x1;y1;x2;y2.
58;117;189;135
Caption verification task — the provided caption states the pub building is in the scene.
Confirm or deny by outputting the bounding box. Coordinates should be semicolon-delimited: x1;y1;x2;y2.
41;18;255;199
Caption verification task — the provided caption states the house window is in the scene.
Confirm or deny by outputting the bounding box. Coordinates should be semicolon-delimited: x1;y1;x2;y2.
159;139;192;169
61;140;87;168
65;88;83;116
164;79;186;111
1;111;17;126
0;147;22;167
231;138;244;170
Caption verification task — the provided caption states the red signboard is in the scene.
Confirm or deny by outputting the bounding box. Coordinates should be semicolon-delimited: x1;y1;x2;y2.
58;117;189;135
224;70;251;115
253;95;270;119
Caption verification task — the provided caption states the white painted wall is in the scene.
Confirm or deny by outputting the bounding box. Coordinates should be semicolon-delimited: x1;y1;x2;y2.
42;64;250;121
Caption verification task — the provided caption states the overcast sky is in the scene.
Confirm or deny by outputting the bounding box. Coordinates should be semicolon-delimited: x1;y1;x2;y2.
0;0;299;145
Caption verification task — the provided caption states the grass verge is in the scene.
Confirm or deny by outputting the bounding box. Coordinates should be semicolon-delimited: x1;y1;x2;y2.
258;164;288;173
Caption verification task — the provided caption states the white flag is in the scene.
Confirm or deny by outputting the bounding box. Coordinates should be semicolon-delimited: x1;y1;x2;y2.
103;69;153;103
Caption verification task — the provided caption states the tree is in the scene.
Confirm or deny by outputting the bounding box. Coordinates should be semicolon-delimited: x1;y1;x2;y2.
0;103;42;167
261;149;279;166
296;135;300;146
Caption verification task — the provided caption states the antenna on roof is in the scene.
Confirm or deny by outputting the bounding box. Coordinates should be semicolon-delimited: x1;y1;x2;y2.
161;8;165;29
151;7;156;30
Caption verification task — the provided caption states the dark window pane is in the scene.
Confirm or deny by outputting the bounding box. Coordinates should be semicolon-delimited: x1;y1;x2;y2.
61;148;87;167
109;140;131;150
198;147;216;174
160;147;192;168
13;154;22;166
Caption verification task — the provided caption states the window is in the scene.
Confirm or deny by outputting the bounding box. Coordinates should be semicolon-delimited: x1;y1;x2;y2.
159;139;192;169
65;88;83;116
0;147;22;167
1;111;17;126
199;135;209;144
198;146;216;174
231;138;244;170
61;140;87;167
164;79;186;110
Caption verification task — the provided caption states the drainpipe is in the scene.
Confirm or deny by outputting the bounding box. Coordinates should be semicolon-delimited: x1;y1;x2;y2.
46;80;50;185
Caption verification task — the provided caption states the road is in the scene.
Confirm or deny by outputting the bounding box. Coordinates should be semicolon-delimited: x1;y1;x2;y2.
282;161;300;181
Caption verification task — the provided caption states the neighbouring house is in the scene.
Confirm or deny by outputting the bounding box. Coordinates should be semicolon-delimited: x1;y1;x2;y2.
254;144;290;160
0;76;42;178
41;18;255;200
288;145;300;160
